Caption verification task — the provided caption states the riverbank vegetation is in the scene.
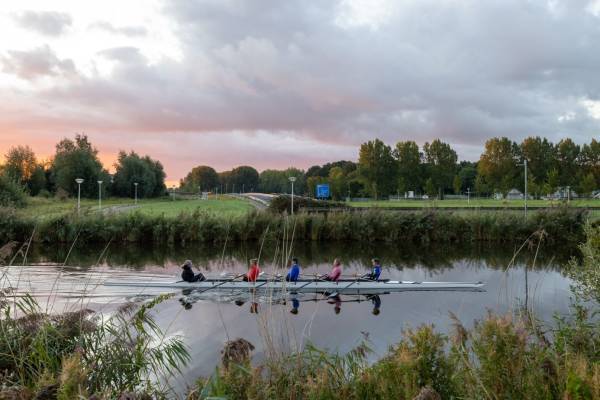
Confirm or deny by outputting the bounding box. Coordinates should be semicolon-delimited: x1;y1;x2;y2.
0;293;189;399
0;207;588;245
192;308;599;399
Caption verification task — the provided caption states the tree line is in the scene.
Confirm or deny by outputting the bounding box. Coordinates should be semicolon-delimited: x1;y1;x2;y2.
0;134;166;205
180;136;599;200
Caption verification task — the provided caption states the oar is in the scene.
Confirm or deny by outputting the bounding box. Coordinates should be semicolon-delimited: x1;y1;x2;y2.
194;272;246;294
327;274;363;298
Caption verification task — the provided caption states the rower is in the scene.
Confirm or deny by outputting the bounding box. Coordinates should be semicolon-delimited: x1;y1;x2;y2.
322;258;342;282
363;258;382;281
286;257;301;282
181;260;206;282
243;258;260;282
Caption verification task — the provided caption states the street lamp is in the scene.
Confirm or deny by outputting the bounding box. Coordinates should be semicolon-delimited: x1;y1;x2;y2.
517;159;528;218
134;182;138;205
75;178;84;214
97;180;103;210
289;176;297;215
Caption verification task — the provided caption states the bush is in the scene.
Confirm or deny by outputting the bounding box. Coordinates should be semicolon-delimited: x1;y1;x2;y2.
0;175;26;208
36;189;52;199
268;195;347;213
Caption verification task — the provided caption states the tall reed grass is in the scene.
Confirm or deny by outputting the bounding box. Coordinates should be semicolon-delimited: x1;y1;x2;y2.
0;207;588;245
191;306;599;400
0;291;189;399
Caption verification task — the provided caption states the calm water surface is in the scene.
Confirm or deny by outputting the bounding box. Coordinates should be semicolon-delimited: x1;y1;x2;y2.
2;241;577;393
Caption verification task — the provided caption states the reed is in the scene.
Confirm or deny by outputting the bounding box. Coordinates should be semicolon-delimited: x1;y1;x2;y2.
0;207;588;245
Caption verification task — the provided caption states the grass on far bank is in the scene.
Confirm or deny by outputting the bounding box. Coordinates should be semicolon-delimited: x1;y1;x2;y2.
17;195;253;220
348;198;600;208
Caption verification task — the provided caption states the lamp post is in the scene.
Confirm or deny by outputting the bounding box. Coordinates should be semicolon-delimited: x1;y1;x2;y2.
518;159;528;218
134;182;138;205
97;180;103;210
75;178;84;214
289;176;297;215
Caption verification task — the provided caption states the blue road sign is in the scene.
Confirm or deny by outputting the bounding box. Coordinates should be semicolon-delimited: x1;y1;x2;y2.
316;184;330;198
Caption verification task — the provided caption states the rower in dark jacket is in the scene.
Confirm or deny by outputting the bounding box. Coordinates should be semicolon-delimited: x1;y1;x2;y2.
181;260;206;282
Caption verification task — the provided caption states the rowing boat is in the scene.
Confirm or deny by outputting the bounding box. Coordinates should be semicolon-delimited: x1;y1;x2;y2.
104;278;485;294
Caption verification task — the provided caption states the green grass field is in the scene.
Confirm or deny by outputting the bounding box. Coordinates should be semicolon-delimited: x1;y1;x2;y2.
348;198;600;208
18;195;253;219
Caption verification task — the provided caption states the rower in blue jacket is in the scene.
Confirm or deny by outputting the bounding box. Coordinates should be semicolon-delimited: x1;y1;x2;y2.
364;258;382;281
286;257;301;282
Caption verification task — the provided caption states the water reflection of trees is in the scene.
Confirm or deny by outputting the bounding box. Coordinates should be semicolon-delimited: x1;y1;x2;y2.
20;240;575;272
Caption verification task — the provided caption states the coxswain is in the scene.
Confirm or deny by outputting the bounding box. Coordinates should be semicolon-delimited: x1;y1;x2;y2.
180;260;206;282
243;258;260;282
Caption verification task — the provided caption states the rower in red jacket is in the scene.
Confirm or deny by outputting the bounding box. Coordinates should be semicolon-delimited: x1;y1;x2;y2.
243;258;260;282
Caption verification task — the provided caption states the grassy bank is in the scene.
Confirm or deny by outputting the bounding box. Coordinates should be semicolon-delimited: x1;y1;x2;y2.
349;198;600;208
0;207;589;245
17;196;252;220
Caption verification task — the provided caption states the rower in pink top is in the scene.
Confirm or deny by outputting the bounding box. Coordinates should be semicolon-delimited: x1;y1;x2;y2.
323;258;342;282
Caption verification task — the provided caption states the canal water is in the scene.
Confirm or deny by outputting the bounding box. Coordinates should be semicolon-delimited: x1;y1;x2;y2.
1;241;577;393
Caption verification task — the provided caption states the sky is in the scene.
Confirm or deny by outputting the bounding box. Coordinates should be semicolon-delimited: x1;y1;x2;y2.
1;0;599;183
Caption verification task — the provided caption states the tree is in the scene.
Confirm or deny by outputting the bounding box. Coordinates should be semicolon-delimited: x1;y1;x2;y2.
520;137;556;184
477;137;520;194
423;139;457;196
394;141;422;194
0;174;26;207
358;139;397;199
328;166;346;200
181;166;219;193
556;138;580;187
50;134;108;198
258;170;288;193
579;173;596;196
112;151;166;198
457;162;477;193
424;178;436;197
2;145;47;195
546;168;560;194
453;175;462;195
3;146;37;184
228;166;259;193
580;139;600;188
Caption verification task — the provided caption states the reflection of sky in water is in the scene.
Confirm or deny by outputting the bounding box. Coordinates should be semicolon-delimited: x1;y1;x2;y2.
2;242;575;394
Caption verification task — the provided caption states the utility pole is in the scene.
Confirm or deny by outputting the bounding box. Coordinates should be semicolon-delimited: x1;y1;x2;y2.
518;159;528;218
98;180;103;210
289;176;296;215
75;178;84;215
134;182;138;205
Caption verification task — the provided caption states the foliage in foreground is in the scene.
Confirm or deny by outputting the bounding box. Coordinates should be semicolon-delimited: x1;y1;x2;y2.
191;309;599;400
0;292;189;399
0;206;589;246
567;221;600;303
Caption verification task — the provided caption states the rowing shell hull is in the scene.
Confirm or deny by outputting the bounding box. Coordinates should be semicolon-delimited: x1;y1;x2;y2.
103;280;486;294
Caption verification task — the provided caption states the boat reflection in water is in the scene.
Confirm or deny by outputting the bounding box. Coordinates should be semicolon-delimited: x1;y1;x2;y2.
178;287;385;316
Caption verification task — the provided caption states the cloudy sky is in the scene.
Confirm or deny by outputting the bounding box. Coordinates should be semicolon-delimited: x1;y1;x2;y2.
1;0;599;183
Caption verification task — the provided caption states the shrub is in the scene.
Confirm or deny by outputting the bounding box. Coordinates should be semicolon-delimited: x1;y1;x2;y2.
0;175;26;208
